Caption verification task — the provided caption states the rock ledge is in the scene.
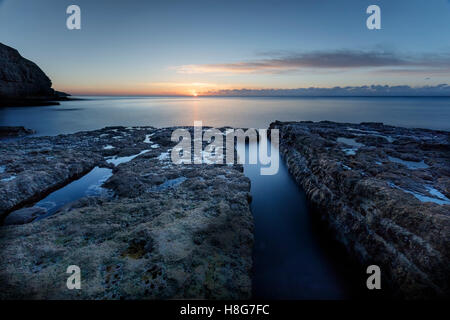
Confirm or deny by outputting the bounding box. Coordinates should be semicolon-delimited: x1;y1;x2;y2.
270;120;449;299
0;126;253;299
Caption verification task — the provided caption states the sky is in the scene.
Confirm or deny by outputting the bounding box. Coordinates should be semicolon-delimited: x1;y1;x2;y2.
1;0;450;96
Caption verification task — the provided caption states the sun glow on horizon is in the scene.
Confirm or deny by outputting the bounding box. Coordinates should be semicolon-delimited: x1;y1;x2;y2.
56;80;280;97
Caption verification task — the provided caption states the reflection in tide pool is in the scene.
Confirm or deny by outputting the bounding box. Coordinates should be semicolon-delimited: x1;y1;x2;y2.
34;167;113;220
106;149;151;166
387;156;429;170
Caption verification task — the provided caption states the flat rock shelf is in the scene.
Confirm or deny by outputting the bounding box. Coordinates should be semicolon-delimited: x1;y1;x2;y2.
270;120;450;299
0;126;253;299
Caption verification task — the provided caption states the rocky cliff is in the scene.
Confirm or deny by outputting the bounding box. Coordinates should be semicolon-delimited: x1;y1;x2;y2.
270;121;450;299
0;126;253;299
0;42;67;106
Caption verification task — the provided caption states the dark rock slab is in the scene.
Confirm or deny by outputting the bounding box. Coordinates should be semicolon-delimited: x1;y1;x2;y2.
270;120;450;299
3;207;47;225
0;126;34;138
0;42;68;106
0;126;253;299
0;141;103;218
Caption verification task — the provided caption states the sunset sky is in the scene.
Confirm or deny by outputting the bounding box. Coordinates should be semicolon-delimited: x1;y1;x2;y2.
1;0;450;96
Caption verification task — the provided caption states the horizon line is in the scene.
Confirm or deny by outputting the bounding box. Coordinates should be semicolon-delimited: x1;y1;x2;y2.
68;94;450;98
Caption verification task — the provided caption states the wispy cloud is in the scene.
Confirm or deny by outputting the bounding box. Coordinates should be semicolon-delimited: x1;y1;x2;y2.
173;50;450;75
202;84;450;97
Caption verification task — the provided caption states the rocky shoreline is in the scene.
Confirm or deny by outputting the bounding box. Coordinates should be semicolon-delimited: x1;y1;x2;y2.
0;127;253;299
270;121;450;299
1;121;449;299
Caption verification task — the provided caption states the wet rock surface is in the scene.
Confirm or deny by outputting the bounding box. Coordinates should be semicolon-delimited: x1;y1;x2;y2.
270;121;450;299
0;126;253;299
3;207;47;225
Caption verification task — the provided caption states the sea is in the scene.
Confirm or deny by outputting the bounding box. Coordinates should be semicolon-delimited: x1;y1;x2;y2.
0;96;449;136
1;96;448;299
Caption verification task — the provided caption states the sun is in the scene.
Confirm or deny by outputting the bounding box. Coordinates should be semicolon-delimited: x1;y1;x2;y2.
192;90;198;97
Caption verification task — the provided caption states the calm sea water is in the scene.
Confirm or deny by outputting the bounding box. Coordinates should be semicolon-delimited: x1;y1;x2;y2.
240;141;360;299
2;96;447;299
0;96;449;135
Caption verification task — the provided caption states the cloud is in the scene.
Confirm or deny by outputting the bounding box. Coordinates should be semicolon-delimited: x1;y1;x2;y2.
173;50;450;75
202;84;450;97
